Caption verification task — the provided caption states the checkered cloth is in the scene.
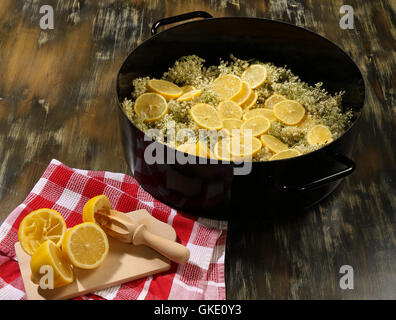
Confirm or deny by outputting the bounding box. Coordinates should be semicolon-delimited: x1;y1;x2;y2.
0;159;227;300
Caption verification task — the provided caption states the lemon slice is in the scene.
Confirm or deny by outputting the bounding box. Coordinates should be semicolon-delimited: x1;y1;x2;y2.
306;124;333;145
240;91;258;110
264;94;286;108
273;100;306;125
229;135;262;159
18;208;67;256
243;108;276;122
190;103;222;130
269;149;301;160
177;141;210;158
83;195;112;225
241;64;267;89
211;74;243;100
134;93;168;122
222;119;243;136
181;85;196;93
260;135;288;153
231;81;252;105
214;139;231;161
147;79;183;100
297;115;315;129
62;222;109;269
177;89;202;102
240;116;271;137
30;240;74;288
217;100;243;120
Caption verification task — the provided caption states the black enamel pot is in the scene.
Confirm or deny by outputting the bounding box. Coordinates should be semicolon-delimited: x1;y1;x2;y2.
116;12;366;219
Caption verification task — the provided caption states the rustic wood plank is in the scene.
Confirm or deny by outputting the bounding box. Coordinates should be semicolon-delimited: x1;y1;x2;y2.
0;0;395;300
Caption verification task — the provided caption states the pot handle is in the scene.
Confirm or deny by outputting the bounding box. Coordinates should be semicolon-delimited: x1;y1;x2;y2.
151;11;213;35
278;153;356;192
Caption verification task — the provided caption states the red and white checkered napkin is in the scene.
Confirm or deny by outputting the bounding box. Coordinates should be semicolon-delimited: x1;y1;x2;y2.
0;159;227;300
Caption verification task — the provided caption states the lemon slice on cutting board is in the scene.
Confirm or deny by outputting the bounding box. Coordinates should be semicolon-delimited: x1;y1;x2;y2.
211;74;243;100
306;124;333;145
273;100;306;125
62;222;109;269
147;79;183;100
241;64;267;89
260;135;288;153
134;93;168;122
264;94;286;108
190;103;222;130
18;208;67;256
243;108;276;122
240;116;271;137
30;240;74;288
269;149;301;160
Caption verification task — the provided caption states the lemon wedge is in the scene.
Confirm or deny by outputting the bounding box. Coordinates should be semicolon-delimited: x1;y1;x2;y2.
83;195;112;225
30;240;74;288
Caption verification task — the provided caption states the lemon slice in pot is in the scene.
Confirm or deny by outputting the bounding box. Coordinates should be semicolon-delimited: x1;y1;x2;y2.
231;81;252;105
243;108;276;122
211;74;243;100
240;116;271;137
241;64;267;89
260;135;288;153
222;119;243;136
240;90;258;110
217;100;243;120
190;103;222;130
307;124;333;145
177;89;202;102
273;100;306;125
264;94;286;108
147;79;183;100
269;149;301;160
228;135;262;159
134;93;168;122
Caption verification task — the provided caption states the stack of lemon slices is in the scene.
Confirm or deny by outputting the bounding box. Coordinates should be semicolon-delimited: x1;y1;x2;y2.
133;63;333;161
18;199;110;289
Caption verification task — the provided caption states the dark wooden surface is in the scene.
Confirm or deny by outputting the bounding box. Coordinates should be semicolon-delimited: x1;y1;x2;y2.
0;0;395;299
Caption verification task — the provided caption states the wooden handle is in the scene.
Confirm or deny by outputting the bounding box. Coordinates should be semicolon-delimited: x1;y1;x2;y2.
133;225;190;264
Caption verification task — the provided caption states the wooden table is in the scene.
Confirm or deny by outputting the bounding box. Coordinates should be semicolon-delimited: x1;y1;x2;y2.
0;0;395;299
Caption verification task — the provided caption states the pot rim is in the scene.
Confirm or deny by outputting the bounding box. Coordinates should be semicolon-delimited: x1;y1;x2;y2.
115;15;367;164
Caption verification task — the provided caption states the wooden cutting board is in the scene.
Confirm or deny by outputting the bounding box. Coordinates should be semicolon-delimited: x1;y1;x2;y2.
15;209;176;300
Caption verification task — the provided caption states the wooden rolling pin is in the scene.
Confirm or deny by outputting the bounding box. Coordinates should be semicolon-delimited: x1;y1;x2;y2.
95;209;190;264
